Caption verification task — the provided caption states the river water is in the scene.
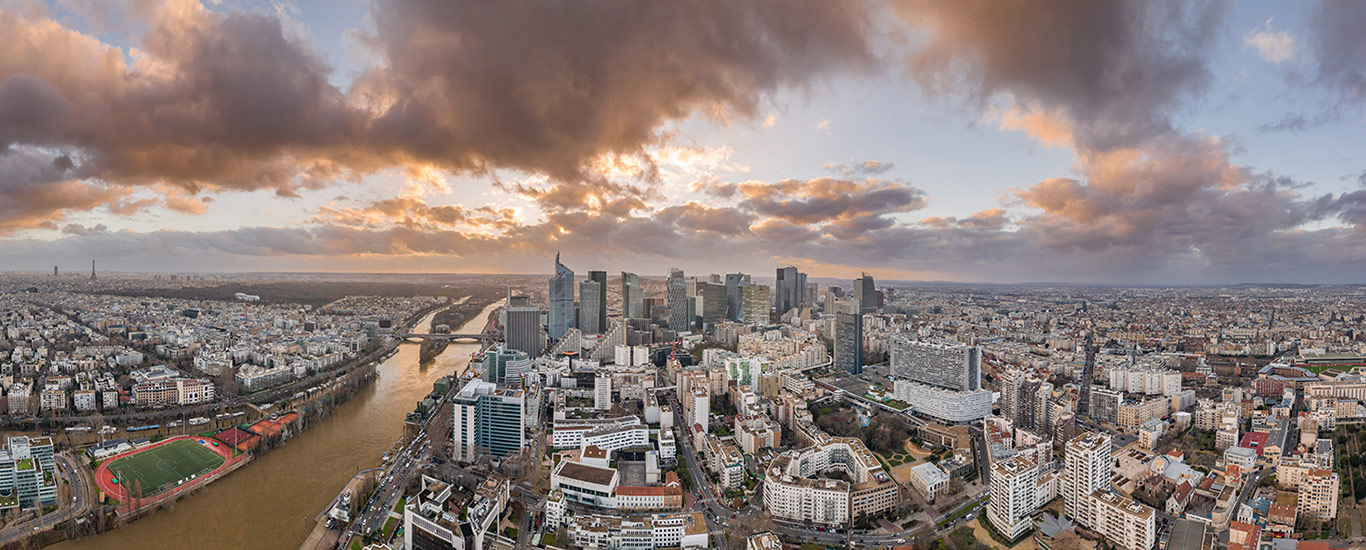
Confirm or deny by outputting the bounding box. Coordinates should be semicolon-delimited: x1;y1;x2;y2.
54;300;496;550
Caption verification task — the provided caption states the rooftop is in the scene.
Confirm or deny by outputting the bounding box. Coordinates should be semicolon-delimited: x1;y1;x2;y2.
557;461;617;487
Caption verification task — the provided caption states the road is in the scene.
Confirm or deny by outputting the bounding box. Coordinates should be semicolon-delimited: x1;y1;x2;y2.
0;453;95;546
514;410;546;549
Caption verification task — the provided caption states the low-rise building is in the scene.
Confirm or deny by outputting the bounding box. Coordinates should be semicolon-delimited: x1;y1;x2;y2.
908;462;950;502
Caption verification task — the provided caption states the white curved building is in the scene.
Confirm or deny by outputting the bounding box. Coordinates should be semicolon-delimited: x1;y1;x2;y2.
762;437;899;526
893;379;992;423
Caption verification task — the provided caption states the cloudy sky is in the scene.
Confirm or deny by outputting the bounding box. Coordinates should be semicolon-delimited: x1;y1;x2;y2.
2;0;1366;284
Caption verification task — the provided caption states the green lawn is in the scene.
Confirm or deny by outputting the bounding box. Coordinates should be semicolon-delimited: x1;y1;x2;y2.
107;439;225;498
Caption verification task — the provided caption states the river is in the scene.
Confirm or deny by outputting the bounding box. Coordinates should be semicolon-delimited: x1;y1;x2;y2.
54;299;498;550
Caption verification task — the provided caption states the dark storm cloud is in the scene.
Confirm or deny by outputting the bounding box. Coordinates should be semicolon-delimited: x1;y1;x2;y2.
0;147;129;234
1309;0;1366;104
356;0;877;181
893;0;1226;152
0;1;368;197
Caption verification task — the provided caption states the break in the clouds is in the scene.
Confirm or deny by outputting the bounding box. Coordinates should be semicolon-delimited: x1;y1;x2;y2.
2;0;1366;283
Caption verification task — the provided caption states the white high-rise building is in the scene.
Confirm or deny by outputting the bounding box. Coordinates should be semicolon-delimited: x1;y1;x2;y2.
989;456;1040;540
1064;433;1111;523
1064;433;1155;550
595;375;613;410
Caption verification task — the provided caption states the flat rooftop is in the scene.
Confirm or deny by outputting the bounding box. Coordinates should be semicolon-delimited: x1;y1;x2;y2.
557;461;617;487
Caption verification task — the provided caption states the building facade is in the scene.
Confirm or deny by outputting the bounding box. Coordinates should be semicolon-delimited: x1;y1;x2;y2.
452;379;526;462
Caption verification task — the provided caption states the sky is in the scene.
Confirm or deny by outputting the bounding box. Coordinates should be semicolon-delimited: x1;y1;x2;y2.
2;0;1366;284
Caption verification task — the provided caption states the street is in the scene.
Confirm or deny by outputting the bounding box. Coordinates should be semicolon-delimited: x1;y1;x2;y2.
0;452;95;546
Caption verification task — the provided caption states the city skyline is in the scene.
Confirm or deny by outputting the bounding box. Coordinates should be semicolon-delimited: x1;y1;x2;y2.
4;0;1366;284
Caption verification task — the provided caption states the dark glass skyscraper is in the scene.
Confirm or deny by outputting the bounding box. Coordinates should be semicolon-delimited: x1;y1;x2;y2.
579;279;602;334
856;272;877;314
548;254;574;340
621;271;643;319
587;270;607;331
834;302;863;374
504;293;542;358
698;281;727;326
775;266;806;317
666;268;689;331
724;273;747;321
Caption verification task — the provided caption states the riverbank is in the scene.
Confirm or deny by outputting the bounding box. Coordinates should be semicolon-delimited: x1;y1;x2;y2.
295;300;503;549
51;297;504;550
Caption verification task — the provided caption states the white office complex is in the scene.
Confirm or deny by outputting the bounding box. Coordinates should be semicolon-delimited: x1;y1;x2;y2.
888;337;990;423
762;438;899;526
893;379;992;423
889;336;981;391
552;417;644;449
561;511;709;549
989;456;1040;540
1064;433;1155;550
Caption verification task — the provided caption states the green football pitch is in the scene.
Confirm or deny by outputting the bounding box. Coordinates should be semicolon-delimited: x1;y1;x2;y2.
107;439;225;498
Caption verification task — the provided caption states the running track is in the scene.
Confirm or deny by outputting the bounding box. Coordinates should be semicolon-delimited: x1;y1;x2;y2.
94;435;247;508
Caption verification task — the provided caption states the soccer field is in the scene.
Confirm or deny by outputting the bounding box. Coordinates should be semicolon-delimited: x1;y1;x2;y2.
106;439;226;498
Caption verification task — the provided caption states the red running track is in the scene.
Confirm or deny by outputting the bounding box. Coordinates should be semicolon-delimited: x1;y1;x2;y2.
94;435;246;508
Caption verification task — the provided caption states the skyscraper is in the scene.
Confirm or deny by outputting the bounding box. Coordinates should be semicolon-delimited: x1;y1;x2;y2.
698;281;727;326
741;284;770;325
724;273;748;321
621;272;644;319
667;268;689;332
775;266;805;317
833;300;863;374
504;293;543;358
855;273;877;314
587;270;607;331
579;279;603;334
549;254;575;341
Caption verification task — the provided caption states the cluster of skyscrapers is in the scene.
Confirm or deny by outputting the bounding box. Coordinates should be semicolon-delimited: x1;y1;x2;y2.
518;257;882;377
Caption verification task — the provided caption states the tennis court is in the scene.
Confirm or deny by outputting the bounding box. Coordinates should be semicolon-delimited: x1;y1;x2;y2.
104;438;226;498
